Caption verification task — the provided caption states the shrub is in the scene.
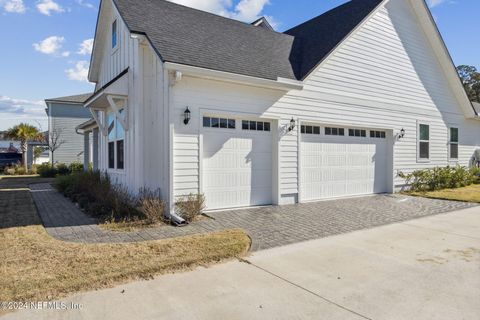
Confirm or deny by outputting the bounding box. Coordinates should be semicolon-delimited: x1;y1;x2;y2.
30;164;38;175
137;188;166;224
175;193;206;222
56;163;70;176
69;162;84;173
5;167;16;175
399;165;477;192
16;166;26;175
37;163;57;177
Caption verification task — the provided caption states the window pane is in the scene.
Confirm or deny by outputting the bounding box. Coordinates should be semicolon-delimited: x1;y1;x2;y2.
301;125;306;134
332;128;338;135
450;128;458;143
249;121;256;130
242;120;249;130
361;130;366;137
116;140;124;169
420;124;429;141
112;20;117;48
381;131;386;138
376;131;381;138
220;118;228;128
264;122;270;132
325;127;331;135
257;122;264;131
419;141;429;159
116;110;125;140
370;131;375;138
313;126;320;135
203;117;211;128
228;119;235;129
306;126;313;134
339;128;345;136
349;129;354;136
450;144;459;159
108;142;115;169
107;113;115;141
211;118;219;128
354;129;360;137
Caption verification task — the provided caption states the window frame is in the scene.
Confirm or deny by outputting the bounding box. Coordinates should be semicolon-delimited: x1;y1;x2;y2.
112;19;118;50
448;126;459;161
417;122;430;162
348;128;367;138
203;116;236;130
106;109;125;171
301;125;321;135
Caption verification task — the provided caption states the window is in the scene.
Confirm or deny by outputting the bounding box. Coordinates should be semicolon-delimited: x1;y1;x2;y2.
418;123;430;160
301;125;320;135
242;120;271;132
112;20;117;49
449;127;459;160
325;127;345;136
107;110;125;170
349;129;366;137
370;130;386;139
203;117;235;129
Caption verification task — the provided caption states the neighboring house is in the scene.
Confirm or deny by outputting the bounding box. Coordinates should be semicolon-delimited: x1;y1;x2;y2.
84;0;480;214
45;93;93;165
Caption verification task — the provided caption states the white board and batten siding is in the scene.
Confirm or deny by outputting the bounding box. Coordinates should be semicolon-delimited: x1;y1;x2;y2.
170;0;479;209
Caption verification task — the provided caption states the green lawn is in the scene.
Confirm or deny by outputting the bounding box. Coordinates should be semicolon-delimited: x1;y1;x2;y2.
409;184;480;203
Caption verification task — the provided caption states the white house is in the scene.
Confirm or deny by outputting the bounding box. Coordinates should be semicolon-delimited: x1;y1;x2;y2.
83;0;480;215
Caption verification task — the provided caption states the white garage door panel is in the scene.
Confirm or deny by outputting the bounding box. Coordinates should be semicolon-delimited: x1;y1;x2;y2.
203;130;272;210
301;135;389;201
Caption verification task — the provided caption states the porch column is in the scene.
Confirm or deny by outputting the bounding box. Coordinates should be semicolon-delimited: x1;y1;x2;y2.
83;132;90;171
92;128;99;171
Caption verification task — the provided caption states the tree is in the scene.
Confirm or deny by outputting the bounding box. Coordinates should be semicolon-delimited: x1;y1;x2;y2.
457;65;480;103
33;146;48;164
5;123;42;171
46;128;65;166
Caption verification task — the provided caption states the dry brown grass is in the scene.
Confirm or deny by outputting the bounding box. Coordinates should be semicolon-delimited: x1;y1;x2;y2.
408;184;480;203
0;185;251;307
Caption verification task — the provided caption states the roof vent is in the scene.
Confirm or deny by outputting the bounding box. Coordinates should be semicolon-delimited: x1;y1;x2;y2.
251;17;273;31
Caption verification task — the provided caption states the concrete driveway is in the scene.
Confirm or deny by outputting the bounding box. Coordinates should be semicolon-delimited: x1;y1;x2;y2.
3;207;480;320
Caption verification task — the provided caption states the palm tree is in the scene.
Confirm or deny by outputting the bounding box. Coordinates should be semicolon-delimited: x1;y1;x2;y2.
5;123;42;171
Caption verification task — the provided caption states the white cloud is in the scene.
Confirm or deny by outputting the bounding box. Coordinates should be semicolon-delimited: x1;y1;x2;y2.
33;36;66;56
0;96;46;117
1;0;26;13
36;0;64;15
75;0;95;9
66;61;90;82
427;0;457;8
167;0;274;27
77;39;94;55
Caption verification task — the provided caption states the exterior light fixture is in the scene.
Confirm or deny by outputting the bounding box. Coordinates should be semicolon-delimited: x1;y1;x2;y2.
184;107;191;125
400;128;405;139
288;118;296;132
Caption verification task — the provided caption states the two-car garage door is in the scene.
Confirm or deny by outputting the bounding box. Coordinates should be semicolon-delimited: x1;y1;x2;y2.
301;125;391;201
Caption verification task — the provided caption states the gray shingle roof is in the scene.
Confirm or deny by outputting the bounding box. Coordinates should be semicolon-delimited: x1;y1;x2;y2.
111;0;384;81
45;93;93;104
285;0;385;80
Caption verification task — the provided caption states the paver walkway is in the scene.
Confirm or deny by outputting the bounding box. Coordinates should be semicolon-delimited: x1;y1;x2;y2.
30;183;477;251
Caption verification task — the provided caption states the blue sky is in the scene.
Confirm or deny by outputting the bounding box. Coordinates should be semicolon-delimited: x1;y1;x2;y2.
0;0;478;131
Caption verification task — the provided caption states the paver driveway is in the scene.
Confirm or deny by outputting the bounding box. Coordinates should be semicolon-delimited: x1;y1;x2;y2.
31;183;477;250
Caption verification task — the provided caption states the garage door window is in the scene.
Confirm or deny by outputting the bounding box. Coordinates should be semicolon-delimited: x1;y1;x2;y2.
418;123;430;160
203;117;235;129
325;127;345;136
370;131;386;139
349;129;366;137
242;120;270;131
301;125;320;135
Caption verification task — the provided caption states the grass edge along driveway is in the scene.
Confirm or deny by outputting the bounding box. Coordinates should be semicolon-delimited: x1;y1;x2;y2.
0;181;250;312
408;184;480;203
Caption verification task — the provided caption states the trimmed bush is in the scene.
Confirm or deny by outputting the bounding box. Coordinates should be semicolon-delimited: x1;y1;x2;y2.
175;193;206;222
69;162;84;173
37;163;57;177
399;165;478;192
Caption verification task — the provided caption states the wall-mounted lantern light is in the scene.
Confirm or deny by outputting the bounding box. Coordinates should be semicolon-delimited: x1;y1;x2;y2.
399;128;405;139
288;117;296;132
183;107;191;125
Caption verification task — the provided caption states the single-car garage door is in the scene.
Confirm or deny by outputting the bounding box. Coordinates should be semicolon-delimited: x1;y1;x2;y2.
202;116;272;210
301;125;391;201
